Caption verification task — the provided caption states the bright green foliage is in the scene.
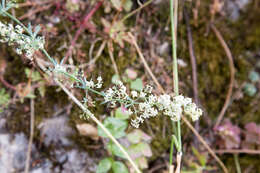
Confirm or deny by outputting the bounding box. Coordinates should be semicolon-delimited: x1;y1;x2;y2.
111;74;120;84
98;117;128;139
97;114;153;172
115;107;131;120
112;161;129;173
127;130;142;144
97;157;113;173
107;141;127;159
130;78;143;91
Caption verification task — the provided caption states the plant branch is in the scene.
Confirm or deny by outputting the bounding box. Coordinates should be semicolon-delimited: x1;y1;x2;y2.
211;23;235;129
63;0;103;63
24;94;35;173
234;154;242;173
121;0;153;23
215;149;260;154
182;116;228;173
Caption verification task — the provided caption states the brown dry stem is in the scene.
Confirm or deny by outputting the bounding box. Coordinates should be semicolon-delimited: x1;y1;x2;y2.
211;24;235;129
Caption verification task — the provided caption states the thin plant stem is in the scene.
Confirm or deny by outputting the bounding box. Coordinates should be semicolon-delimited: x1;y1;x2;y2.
120;0;153;23
4;11;30;34
24;95;35;173
169;135;175;164
169;0;182;172
171;0;179;95
234;154;241;173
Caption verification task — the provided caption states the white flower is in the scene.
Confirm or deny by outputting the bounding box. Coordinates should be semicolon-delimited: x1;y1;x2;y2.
15;25;23;34
131;91;138;98
139;92;146;98
95;76;103;88
97;76;102;82
184;103;203;121
130;93;202;128
144;85;153;93
86;79;95;88
131;119;140;128
125;108;133;115
0;22;45;60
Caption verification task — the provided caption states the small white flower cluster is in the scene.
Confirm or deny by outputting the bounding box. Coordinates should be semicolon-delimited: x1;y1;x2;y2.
0;22;45;59
101;81;202;128
84;76;103;89
104;81;130;107
130;90;203;128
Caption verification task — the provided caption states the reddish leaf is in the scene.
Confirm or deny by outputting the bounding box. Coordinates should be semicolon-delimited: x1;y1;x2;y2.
216;119;241;149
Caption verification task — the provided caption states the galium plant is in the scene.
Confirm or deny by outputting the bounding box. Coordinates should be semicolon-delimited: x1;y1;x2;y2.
0;0;202;172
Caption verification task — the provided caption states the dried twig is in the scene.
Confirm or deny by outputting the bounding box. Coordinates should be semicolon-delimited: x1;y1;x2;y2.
0;75;16;91
175;153;181;173
215;149;260;155
108;41;119;75
184;9;199;105
18;0;53;8
128;33;165;93
19;4;53;20
184;7;200;139
211;24;235;129
24;95;35;173
63;1;104;63
182;117;228;173
148;163;167;173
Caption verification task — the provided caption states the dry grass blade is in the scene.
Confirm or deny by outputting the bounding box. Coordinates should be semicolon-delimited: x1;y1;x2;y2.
108;41;119;75
128;32;165;93
211;24;235;129
182;117;228;173
215;149;260;155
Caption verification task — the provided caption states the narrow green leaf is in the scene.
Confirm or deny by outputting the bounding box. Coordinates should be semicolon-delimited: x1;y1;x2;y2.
33;25;41;37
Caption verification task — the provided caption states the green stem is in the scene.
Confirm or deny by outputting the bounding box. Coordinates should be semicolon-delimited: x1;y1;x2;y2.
169;0;182;169
41;48;57;65
170;0;178;95
4;11;31;35
234;154;241;173
169;135;175;164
